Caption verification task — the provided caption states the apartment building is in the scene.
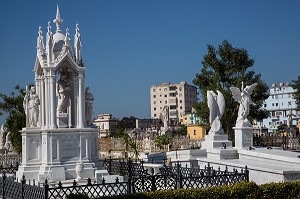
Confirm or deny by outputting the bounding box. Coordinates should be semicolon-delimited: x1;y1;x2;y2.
94;114;119;138
150;82;198;125
254;82;300;135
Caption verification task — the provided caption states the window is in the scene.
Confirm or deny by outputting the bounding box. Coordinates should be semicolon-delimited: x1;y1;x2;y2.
179;100;182;103
153;101;156;104
160;101;162;103
153;95;156;98
165;101;167;104
180;106;182;109
170;105;176;109
165;95;167;98
288;101;291;106
153;89;156;92
193;130;196;136
179;94;182;97
154;108;156;111
264;104;267;108
154;114;156;117
276;103;278;106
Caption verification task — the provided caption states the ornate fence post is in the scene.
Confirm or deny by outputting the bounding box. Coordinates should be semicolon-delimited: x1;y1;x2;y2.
2;172;6;199
245;166;249;181
127;174;132;194
44;179;49;199
128;158;132;177
178;173;183;189
21;175;26;199
150;168;156;192
108;156;112;175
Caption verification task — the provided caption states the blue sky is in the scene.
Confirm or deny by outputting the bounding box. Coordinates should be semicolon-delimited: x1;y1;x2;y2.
1;1;300;124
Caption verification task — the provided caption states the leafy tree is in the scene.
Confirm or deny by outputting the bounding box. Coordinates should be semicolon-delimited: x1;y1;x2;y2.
277;124;287;134
115;116;137;132
122;132;139;159
292;76;300;111
193;40;269;140
0;85;26;154
173;125;187;136
155;135;172;150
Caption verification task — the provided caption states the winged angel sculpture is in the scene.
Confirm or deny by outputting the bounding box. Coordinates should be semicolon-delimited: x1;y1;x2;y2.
230;82;258;127
207;90;225;134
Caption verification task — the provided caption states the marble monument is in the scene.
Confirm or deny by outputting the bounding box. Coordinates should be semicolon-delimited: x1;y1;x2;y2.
16;5;100;182
230;82;258;149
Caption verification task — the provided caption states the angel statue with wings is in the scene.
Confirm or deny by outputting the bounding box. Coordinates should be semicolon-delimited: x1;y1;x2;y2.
207;90;225;134
230;82;258;127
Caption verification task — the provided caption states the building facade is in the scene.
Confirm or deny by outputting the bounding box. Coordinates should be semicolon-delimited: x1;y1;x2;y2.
94;114;119;138
150;82;198;125
254;82;300;135
187;125;206;140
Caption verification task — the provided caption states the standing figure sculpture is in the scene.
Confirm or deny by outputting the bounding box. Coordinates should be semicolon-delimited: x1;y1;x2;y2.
230;82;258;127
57;72;70;114
23;86;40;127
207;90;225;134
85;87;94;126
161;106;169;131
0;125;6;149
4;131;12;152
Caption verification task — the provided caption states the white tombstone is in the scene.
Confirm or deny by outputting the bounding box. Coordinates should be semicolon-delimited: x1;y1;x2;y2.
16;6;100;183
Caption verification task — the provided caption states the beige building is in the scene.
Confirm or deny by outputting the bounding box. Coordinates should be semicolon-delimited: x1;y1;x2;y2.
150;82;198;125
94;114;119;138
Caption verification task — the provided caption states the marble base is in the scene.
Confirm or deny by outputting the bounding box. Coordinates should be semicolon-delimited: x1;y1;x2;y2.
233;126;253;149
205;148;239;160
201;134;232;149
57;113;68;128
16;127;100;182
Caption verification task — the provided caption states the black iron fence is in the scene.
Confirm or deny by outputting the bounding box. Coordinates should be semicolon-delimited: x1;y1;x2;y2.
0;158;248;198
103;157;147;176
253;135;300;150
0;174;44;199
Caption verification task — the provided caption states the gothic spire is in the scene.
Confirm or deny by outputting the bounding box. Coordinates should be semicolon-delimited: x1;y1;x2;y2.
53;4;63;33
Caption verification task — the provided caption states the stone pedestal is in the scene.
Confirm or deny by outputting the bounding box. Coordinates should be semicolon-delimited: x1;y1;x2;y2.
16;127;100;182
57;113;68;128
201;134;232;149
233;126;253;149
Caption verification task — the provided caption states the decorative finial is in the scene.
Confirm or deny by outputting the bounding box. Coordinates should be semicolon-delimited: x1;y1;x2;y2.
38;26;42;37
76;23;80;35
65;28;70;43
47;21;52;35
53;4;63;33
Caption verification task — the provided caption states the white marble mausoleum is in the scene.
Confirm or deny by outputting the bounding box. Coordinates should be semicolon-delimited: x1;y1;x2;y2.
16;5;99;182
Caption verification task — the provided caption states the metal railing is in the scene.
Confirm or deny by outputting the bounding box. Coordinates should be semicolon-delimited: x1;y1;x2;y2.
0;158;249;198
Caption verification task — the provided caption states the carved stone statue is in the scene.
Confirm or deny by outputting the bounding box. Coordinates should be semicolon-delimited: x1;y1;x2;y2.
207;90;225;134
230;82;258;127
161;106;169;131
57;70;70;114
0;125;6;149
85;87;94;126
23;86;40;127
4;131;12;152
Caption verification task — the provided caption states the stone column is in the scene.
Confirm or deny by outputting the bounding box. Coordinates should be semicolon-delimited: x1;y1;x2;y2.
44;74;49;129
49;70;57;129
40;77;45;128
77;73;85;128
72;76;78;127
